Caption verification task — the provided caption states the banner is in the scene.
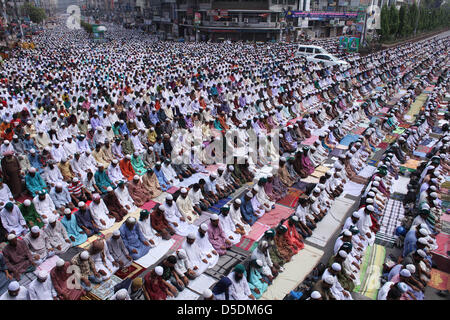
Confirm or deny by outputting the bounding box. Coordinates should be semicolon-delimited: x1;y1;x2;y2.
285;11;358;19
339;36;349;50
348;37;360;51
194;13;201;25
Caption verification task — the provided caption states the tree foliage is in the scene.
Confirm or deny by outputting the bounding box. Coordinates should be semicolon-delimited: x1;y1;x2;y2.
21;3;46;24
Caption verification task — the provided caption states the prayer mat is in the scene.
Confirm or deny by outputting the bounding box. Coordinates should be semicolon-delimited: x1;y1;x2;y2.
377;142;389;149
413;151;427;158
300;176;320;184
352;127;366;135
343;181;365;197
353;244;386;300
431;232;450;273
187;274;217;294
406;93;428;120
90;275;123;300
401;159;421;170
14;194;32;204
357;166;377;179
291;181;309;192
393;127;406;134
330;148;343;157
276;188;304;208
193;211;212;226
335;144;349;150
234;237;256;251
140;200;159;211
383;135;397;144
205;164;220;174
391;176;410;195
367;159;378;167
301;135;318;146
246;222;271;242
166;186;179;194
260;245;324;300
429;269;450;291
315;165;329;173
311;169;324;178
205;248;249;280
207;197;232;214
258;205;295;227
135;238;175;268
169;234;186;251
339;134;360;147
176;173;208;188
167;288;200;300
375;199;405;246
114;262;146;280
398;123;411;128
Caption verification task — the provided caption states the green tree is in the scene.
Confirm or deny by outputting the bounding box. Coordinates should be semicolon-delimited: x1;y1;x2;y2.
408;2;419;34
398;5;408;37
388;4;399;38
380;4;390;41
21;3;46;24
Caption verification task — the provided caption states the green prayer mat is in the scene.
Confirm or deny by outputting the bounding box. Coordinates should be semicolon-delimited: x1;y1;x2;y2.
353;244;386;300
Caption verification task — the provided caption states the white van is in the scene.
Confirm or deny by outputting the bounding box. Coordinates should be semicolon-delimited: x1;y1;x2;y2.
296;45;329;57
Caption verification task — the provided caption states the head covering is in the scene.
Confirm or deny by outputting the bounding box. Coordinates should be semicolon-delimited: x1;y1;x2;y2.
234;264;245;274
400;269;411;277
155;266;164;276
80;251;90;260
210;214;219;221
331;263;342;271
56;258;65;267
202;289;213;299
324;276;335;285
8;281;20;291
310;291;321;299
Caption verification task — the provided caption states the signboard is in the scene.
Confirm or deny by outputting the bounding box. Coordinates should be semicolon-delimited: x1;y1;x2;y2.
194;12;201;25
339;36;349;50
219;10;229;16
285;11;358;20
348;37;360;51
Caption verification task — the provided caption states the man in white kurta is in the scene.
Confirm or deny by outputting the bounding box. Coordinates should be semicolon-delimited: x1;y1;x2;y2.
89;239;119;281
114;182;138;212
32;192;59;221
229;199;251;234
175;188;199;223
107;160;125;184
181;230;215;277
28;271;57;300
162;195;197;236
218;206;241;245
44;216;71;254
356;205;375;246
137;210;161;248
0;182;13;207
321;263;353;300
89;194;116;230
228;265;254;300
0;202;27;236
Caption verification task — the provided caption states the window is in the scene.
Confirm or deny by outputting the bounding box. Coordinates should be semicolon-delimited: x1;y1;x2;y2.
271;13;277;22
305;47;314;53
315;55;331;60
298;47;305;52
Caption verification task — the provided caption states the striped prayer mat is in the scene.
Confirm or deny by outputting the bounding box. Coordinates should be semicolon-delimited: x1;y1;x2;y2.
234;236;256;251
246;222;271;242
89;275;123;300
353;244;386;300
276;188;304;208
169;234;186;251
375;199;405;246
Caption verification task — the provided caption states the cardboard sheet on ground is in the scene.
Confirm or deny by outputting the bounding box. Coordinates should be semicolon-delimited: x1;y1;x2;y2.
357;166;377;178
135;238;175;268
187;274;217;294
300;176;320;184
306;198;355;248
343;181;366;197
261;245;324;300
177;173;208;188
391;176;410;195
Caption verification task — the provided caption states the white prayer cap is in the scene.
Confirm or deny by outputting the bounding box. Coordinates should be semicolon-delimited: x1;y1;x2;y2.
8;281;20;291
55;182;63;188
127;217;137;224
331;262;342;271
105;186;114;192
80;251;90;260
343;230;352;237
201;223;208;231
419;228;429;236
155;266;164;276
374;176;381;181
252;185;259;191
166;194;173;200
210;214;219;221
317;184;325;190
180;188;187;193
372;181;380;187
113;230;121;236
366;198;374;204
202;289;213;299
418;237;428;245
416;249;426;258
338;250;348;258
210;173;217;178
29;167;37;173
115;289;128;300
246;191;253;198
352;211;361;219
187;232;196;240
48;216;57;223
235;199;241;204
368;192;375;197
280;157;286;162
366;205;374;212
24;199;31;206
37;270;48;280
126;154;132;160
291;215;299;222
228;165;234;171
310;291;321;299
324;276;335;285
400;269;411;277
405;264;416;274
112;159;118;164
430;192;438;198
56;258;65;267
78;201;85;207
256;259;263;267
158;206;165;212
313;187;320;193
64;208;71;214
30;148;36;154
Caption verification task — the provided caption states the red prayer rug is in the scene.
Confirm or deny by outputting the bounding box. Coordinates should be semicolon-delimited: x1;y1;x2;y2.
377;142;389;149
234;237;256;251
276;188;304;208
257;204;295;228
246;222;271;242
166;186;179;194
431;232;450;273
169;234;185;251
429;269;450;291
114;262;146;280
141;200;159;211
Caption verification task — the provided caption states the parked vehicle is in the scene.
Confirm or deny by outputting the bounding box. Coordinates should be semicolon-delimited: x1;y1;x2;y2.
306;53;349;66
295;45;329;57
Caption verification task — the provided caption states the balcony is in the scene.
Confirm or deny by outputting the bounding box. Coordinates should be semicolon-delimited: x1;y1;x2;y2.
198;20;278;28
211;1;270;10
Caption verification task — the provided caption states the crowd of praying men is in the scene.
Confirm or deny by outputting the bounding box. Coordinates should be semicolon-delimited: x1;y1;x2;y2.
0;17;448;300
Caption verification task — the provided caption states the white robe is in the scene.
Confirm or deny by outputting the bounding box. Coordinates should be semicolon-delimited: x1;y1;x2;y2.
89;200;116;230
137;218;161;248
162;202;197;236
90;240;119;281
181;239;212;276
107;164;125;184
228;271;252;300
321;269;353;300
229;206;251;234
114;187;138;212
32;194;58;221
219;214;241;245
28;277;57;300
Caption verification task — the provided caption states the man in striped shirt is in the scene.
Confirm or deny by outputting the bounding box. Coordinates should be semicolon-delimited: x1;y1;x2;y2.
68;177;91;206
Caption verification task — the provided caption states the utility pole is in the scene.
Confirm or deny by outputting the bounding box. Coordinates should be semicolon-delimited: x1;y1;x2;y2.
360;0;374;47
13;0;24;39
